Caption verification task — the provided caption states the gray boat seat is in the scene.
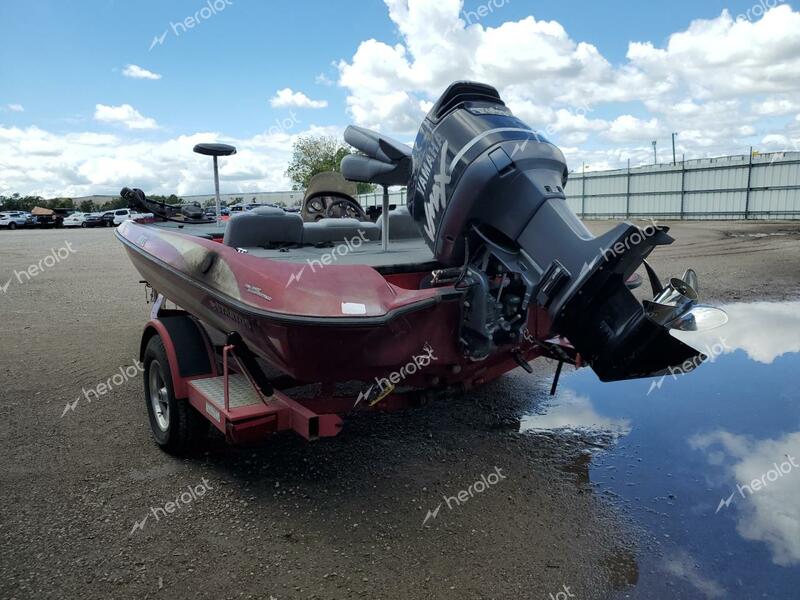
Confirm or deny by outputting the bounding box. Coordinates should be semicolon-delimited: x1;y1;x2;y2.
302;218;381;245
223;206;303;247
375;206;421;240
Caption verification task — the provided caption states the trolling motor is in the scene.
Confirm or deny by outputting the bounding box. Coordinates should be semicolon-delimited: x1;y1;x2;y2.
342;81;727;382
121;142;238;225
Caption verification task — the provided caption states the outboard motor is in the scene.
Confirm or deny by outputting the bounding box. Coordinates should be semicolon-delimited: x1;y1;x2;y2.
343;81;727;382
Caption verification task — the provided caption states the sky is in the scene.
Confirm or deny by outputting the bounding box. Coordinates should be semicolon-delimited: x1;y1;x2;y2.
1;0;799;197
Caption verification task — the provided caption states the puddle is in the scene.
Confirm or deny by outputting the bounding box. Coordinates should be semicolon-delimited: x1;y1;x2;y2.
521;301;800;598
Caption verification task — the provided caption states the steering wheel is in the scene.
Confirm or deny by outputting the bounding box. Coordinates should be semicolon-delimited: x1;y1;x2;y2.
306;197;326;218
324;197;368;220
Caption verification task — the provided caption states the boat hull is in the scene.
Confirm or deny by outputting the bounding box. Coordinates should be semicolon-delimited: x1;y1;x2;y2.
117;221;556;386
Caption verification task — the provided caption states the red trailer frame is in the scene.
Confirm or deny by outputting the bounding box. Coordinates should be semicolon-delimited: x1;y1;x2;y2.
141;292;579;448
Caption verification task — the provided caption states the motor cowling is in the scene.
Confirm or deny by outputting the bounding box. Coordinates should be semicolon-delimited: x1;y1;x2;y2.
408;81;570;266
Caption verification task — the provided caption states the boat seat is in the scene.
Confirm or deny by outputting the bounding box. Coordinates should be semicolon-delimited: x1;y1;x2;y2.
302;218;381;245
375;206;421;240
223;206;303;247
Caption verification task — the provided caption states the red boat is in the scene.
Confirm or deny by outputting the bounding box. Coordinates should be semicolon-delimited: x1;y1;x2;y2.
117;81;727;453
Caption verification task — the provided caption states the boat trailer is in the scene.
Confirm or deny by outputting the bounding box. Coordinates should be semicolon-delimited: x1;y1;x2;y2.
140;292;578;451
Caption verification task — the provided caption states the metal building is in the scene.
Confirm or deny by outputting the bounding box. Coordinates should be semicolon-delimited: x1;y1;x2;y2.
357;151;800;220
565;151;800;220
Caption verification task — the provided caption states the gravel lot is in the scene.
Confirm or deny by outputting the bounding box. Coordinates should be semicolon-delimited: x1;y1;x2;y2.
0;221;798;600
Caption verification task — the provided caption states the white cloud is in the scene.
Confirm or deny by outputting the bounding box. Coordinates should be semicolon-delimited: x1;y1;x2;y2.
661;550;726;599
691;429;800;566
315;73;334;86
121;64;162;80
8;1;800;197
673;301;800;364
604;115;662;143
0;123;341;198
335;1;800;166
5;103;24;112
520;389;631;439
752;97;799;116
93;104;159;130
270;88;328;109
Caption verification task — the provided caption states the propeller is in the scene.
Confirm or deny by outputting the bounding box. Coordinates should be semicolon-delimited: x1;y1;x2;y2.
642;267;728;332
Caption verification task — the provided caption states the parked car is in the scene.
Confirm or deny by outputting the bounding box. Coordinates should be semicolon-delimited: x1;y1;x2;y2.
229;202;276;213
100;212;116;227
83;213;105;228
111;208;132;225
204;207;229;217
110;208;152;225
32;214;63;228
0;212;31;229
62;212;89;227
27;206;69;228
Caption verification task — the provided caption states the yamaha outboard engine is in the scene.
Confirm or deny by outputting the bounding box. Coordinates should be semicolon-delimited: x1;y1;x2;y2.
342;81;727;382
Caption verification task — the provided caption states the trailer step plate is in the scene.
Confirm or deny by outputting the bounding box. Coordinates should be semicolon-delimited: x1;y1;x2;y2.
189;374;263;409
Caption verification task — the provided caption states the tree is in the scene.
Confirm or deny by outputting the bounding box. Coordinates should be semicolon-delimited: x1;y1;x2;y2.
285;135;375;195
98;197;128;211
79;200;95;213
0;194;43;211
148;194;182;206
47;197;75;209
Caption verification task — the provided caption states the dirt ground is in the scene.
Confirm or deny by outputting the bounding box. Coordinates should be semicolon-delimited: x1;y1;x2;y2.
0;221;798;600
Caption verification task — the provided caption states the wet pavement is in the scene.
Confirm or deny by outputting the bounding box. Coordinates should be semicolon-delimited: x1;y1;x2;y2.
522;301;800;598
2;227;799;599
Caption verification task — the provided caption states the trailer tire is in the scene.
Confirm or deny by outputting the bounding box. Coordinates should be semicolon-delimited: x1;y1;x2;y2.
143;335;208;454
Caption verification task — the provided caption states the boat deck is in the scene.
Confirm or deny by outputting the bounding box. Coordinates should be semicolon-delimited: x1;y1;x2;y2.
153;221;228;236
149;221;440;273
243;239;439;273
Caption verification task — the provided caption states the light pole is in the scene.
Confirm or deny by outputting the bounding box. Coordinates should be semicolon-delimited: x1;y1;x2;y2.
652;140;658;165
672;132;678;166
581;162;586;217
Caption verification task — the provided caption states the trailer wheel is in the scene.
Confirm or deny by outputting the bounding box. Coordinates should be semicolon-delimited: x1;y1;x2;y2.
143;335;208;453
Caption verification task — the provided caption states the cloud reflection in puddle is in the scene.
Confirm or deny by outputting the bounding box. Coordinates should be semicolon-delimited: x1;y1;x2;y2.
691;430;800;566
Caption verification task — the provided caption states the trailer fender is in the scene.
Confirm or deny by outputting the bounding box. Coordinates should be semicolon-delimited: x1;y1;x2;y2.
140;316;216;399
